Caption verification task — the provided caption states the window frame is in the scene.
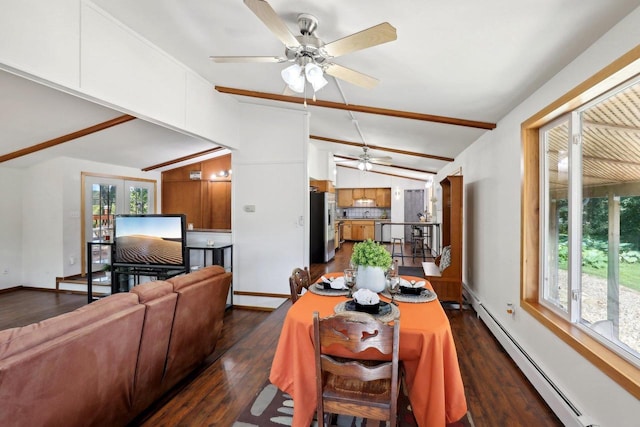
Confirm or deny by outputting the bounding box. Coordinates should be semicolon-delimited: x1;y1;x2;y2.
521;45;640;399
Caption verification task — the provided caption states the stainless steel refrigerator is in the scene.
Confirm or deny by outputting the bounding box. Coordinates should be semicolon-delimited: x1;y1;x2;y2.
310;192;336;263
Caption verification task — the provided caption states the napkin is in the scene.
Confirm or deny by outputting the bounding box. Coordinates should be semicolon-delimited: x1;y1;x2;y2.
400;279;426;288
352;288;380;305
320;276;347;289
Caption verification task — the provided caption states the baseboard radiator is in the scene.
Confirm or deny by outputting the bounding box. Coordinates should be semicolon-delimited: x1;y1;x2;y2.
463;286;600;427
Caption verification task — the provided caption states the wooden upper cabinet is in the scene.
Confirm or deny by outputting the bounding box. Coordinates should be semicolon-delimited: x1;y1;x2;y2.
310;180;334;193
337;188;391;207
161;154;232;230
337;189;354;207
375;188;391;207
352;188;365;199
364;188;377;199
205;181;231;229
162;181;203;227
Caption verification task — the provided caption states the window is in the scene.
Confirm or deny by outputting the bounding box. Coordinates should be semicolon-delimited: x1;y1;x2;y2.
522;47;640;398
541;78;640;364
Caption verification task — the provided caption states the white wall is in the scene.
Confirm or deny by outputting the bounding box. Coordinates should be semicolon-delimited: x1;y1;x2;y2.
232;103;308;309
0;0;240;149
0;168;25;289
436;7;640;426
16;157;160;288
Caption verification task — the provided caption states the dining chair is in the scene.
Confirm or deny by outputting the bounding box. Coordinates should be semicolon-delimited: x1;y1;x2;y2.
289;267;311;304
313;311;401;427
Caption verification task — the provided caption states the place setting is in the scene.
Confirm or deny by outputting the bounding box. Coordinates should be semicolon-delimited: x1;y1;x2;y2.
309;273;352;297
381;277;438;303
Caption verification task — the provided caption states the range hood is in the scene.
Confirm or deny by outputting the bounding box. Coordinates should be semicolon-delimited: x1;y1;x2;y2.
353;198;376;207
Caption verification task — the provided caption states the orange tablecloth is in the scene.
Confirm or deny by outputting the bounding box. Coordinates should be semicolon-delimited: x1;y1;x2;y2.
269;273;467;427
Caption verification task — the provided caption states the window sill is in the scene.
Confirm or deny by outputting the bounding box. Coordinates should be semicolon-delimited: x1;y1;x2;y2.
521;299;640;399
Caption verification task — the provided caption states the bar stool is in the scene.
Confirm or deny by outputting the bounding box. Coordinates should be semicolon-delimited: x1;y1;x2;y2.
390;237;405;265
412;236;427;262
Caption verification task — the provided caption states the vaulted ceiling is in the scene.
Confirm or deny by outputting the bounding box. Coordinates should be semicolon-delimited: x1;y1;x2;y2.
2;0;639;179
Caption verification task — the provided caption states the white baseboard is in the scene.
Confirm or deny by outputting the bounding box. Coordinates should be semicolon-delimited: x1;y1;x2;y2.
462;284;599;427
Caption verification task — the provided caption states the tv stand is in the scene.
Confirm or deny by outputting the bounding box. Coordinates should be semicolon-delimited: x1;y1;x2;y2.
110;266;186;294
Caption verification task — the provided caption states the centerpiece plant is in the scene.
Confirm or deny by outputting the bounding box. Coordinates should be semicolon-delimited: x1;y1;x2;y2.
350;239;392;293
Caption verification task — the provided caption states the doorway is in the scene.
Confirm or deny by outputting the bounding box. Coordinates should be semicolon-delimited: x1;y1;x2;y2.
404;189;425;242
81;173;156;274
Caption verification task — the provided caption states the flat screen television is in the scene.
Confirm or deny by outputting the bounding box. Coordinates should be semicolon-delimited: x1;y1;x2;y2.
112;214;187;270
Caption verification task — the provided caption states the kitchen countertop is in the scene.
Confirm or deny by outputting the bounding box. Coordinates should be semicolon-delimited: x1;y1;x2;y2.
337;218;390;221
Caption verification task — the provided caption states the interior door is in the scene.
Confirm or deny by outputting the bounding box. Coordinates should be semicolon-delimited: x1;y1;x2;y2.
404;189;425;242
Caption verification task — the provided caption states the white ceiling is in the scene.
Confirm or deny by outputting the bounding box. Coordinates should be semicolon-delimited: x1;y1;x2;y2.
2;0;639;178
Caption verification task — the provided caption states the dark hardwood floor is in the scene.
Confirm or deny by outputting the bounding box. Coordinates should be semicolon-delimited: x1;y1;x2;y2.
0;241;562;426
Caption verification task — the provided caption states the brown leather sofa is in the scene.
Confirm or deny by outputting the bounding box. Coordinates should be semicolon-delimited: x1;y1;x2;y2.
0;265;232;427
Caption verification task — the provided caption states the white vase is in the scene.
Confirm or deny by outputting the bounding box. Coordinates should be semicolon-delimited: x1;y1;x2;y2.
356;265;387;293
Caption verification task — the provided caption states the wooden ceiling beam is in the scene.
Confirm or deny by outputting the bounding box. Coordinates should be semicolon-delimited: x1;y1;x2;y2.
142;146;225;171
312;135;454;162
336;164;428;182
215;86;496;130
333;154;436;175
0;114;136;163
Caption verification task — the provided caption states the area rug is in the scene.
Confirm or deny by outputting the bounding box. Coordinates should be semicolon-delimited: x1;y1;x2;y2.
233;380;474;427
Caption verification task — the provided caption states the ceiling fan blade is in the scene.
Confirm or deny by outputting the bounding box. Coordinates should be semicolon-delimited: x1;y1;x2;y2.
243;0;301;48
371;159;393;166
210;56;287;63
370;156;393;162
325;63;379;89
322;22;397;58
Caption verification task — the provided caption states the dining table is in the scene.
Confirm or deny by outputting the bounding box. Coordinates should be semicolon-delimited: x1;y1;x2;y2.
269;272;468;427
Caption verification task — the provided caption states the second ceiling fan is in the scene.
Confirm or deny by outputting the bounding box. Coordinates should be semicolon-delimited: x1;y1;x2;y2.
336;146;393;171
210;0;397;93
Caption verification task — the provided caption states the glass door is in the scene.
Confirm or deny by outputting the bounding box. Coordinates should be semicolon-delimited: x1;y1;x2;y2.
82;174;156;276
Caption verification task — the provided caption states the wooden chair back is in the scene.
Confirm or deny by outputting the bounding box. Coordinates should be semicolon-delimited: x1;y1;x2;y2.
288;267;310;304
313;311;400;426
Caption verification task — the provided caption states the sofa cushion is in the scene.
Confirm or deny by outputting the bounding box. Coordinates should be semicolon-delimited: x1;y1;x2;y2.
163;269;232;389
0;301;145;427
0;293;139;360
168;265;225;291
131;280;174;303
130;280;178;412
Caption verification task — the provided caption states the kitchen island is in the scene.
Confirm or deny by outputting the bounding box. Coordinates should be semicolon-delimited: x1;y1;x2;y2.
375;221;441;255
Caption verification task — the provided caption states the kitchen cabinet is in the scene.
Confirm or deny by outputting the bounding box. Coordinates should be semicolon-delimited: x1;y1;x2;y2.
310;179;334;193
375;188;391;207
342;221;352;240
337;189;354;207
349;220;374;241
162;154;231;229
336;188;391;207
352;188;365;199
205;181;231;229
364;188;377;199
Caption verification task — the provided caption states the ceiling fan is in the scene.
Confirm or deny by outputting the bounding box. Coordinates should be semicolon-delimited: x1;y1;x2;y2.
210;0;397;94
336;146;392;171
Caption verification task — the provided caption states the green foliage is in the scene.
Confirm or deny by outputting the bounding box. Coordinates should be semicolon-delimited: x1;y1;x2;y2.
557;237;640;270
351;239;392;269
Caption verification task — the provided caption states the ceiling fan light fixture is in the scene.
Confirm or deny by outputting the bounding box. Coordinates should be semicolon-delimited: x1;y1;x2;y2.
281;63;305;93
305;63;328;92
357;160;373;171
